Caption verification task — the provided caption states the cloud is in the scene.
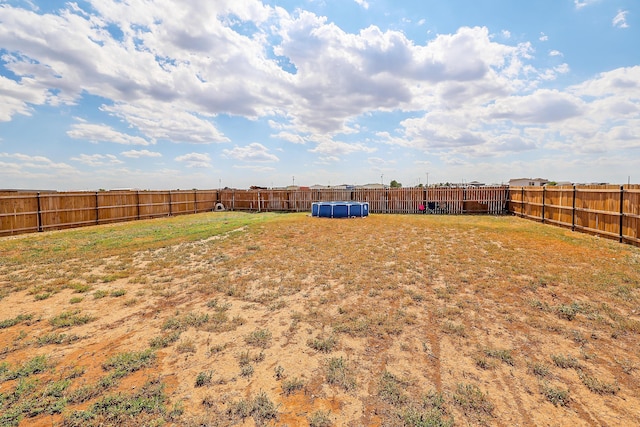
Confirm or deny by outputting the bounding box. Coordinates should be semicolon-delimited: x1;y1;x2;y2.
354;0;369;10
0;74;48;122
539;33;548;42
100;103;230;144
120;150;162;158
71;154;124;166
549;50;563;57
67;123;153;145
222;143;279;162
574;0;600;9
613;10;629;29
175;152;212;168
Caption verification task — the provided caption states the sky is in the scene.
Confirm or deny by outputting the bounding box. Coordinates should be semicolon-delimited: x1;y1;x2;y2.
1;0;639;190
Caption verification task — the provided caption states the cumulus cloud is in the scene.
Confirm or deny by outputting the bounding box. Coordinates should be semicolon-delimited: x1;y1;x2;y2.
175;152;212;168
67;123;153;145
71;154;124;166
222;143;279;162
120;150;163;158
354;0;369;10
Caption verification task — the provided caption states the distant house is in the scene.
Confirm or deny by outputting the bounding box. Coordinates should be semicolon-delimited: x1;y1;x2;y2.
509;178;549;187
358;183;386;189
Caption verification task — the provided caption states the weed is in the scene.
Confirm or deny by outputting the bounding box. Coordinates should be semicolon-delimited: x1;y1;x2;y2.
227;391;278;426
62;378;167;426
556;302;582;321
176;338;197;353
325;357;356;391
442;321;467;337
308;410;333;427
453;383;494;419
274;365;285;380
237;361;253;376
69;296;84;304
578;372;619;395
474;356;493;370
378;370;408;405
110;289;126;297
551;354;582;370
307;334;338;353
36;333;81;346
541;383;570;406
0;314;33;329
149;331;181;349
34;292;51;301
483;348;514;366
282;377;305;395
67;282;91;293
245;328;272;348
102;349;156;374
530;362;550;378
615;358;637;375
195;370;214;387
93;290;108;299
49;310;95;329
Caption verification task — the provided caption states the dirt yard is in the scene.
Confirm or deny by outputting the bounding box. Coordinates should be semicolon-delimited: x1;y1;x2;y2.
1;212;639;426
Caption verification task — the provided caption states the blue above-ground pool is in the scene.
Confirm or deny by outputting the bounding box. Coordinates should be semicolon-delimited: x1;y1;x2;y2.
311;201;369;218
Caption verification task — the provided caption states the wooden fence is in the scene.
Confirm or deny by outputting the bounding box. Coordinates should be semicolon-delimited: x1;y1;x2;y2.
1;187;509;236
509;185;640;246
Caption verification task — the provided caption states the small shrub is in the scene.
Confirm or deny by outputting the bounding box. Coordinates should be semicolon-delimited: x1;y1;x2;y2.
282;377;305;395
274;365;285;380
227;391;278;426
102;349;156;374
36;333;80;346
308;410;333;427
245;328;272;348
578;372;620;395
325;357;356;391
240;363;254;377
149;331;181;349
378;370;408;406
551;354;582;370
530;362;550;378
110;289;126;297
0;313;33;329
93;290;108;299
307;335;338;353
34;292;51;301
176;338;197;353
69;296;84;304
556;302;582;321
483;348;514;366
541;383;570;406
453;383;494;418
195;370;213;387
49;311;95;329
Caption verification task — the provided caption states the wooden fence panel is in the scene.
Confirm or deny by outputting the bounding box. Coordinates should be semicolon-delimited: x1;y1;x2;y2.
543;185;574;228
97;192;138;225
0;193;39;235
522;187;544;220
623;185;640;245
574;185;621;239
195;190;218;213
138;191;170;219
170;191;196;215
38;192;98;230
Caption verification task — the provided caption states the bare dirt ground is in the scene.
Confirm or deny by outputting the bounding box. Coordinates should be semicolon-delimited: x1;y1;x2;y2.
1;212;639;426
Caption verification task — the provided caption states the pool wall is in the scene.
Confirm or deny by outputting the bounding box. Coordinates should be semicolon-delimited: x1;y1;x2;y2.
311;201;369;218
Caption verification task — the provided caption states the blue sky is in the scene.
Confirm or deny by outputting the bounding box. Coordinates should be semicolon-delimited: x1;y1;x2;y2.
1;0;639;190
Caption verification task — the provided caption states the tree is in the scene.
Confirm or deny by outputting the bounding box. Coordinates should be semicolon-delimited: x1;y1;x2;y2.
390;180;402;188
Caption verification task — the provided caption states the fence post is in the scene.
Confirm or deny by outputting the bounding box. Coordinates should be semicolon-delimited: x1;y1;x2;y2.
95;192;99;225
620;185;624;243
194;190;198;214
136;191;141;220
168;190;172;216
36;192;43;232
541;186;546;224
572;186;576;231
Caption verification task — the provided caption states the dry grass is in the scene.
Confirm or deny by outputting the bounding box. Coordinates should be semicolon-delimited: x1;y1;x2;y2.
0;211;639;426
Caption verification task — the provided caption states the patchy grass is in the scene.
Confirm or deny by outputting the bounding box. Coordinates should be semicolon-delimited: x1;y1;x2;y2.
1;212;639;426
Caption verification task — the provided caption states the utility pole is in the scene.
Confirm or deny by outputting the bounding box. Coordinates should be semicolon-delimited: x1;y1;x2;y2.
381;174;384;186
